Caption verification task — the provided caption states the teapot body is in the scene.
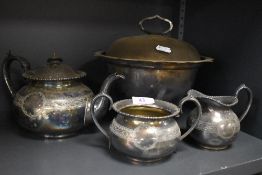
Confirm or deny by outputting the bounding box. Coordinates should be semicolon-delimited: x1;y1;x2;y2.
13;80;93;138
110;113;181;161
3;53;122;138
188;102;240;150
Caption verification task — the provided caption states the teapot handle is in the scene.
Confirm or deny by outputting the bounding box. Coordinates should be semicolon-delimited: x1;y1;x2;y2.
2;51;30;97
235;84;253;122
178;96;202;140
90;93;114;142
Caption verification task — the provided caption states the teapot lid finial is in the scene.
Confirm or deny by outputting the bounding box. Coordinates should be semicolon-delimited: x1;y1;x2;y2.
47;51;63;64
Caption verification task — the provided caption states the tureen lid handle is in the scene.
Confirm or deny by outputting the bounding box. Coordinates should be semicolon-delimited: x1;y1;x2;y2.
139;15;173;35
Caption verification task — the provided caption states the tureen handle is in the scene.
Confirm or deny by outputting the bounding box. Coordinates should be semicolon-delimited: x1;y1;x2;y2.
235;84;253;122
139;15;173;35
178;96;202;140
90;93;114;142
2;51;30;97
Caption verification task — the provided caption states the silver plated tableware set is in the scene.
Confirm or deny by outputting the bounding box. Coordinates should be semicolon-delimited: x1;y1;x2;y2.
1;15;253;163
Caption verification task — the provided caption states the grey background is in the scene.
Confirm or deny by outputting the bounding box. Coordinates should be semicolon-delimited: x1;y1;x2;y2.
0;0;262;139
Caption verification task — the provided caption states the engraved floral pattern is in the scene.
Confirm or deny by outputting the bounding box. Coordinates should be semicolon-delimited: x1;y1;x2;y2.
110;119;181;151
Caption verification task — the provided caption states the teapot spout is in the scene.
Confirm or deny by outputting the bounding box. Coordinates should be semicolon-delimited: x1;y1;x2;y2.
99;73;125;94
89;73;125;123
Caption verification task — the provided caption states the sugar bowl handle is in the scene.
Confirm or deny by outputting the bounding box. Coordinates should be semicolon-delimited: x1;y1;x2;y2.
90;93;114;140
235;84;253;122
178;96;202;140
2;51;30;97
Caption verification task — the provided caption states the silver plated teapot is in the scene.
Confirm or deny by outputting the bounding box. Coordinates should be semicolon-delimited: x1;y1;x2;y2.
2;52;123;138
187;84;253;150
90;88;202;162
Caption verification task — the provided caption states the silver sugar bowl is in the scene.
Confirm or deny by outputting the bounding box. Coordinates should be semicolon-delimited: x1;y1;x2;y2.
187;84;253;150
90;90;202;162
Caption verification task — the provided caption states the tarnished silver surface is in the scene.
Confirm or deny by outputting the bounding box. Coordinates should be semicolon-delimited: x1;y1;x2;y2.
13;81;93;138
107;63;198;102
90;90;202;162
2;52;123;138
187;84;253;150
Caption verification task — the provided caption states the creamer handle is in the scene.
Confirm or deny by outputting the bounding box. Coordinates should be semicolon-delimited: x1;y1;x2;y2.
235;84;253;122
178;96;202;140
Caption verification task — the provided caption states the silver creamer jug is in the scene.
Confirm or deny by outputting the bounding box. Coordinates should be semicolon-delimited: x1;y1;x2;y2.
187;84;253;150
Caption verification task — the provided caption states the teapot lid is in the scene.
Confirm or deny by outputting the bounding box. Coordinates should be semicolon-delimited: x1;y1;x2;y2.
23;53;86;81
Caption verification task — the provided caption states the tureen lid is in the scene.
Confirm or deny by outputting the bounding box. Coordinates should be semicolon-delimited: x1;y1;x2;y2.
23;53;86;81
105;35;201;62
98;15;204;62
